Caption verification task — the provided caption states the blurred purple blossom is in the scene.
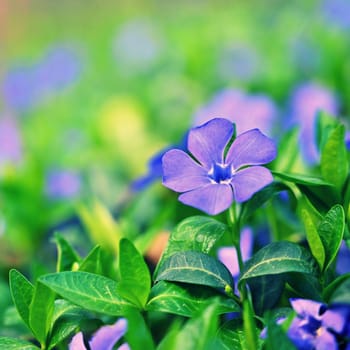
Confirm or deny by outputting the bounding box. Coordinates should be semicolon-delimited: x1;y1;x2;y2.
217;43;260;82
286;298;350;350
0;117;22;167
218;227;253;293
69;318;129;350
289;82;339;164
112;19;163;73
345;131;350;150
2;44;83;112
162;118;276;215
193;89;277;136
336;241;350;275
45;170;81;199
322;0;350;29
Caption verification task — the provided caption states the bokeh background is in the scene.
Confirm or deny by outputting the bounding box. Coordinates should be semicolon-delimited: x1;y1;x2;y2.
0;0;350;277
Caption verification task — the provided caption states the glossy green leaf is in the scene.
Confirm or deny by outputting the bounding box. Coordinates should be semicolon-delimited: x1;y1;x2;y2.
248;275;285;316
29;281;55;346
217;319;246;350
124;309;155;350
298;196;325;269
154;216;228;277
78;245;102;274
155;251;234;291
9;269;34;330
241;182;287;222
323;273;350;302
39;272;136;316
239;241;318;286
117;238;151;308
318;204;345;272
272;171;332;186
329;277;350;304
285;273;322;301
0;337;39;349
48;319;79;350
171;303;220;350
146;281;239;317
54;233;80;272
320;124;348;192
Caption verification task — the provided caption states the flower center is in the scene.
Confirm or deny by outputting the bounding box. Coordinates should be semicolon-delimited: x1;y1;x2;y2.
209;163;233;184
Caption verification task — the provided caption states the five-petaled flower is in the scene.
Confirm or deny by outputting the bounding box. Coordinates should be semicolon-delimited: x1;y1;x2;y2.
162;118;277;215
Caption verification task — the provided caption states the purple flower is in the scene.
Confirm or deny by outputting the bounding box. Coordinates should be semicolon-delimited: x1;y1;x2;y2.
45;170;81;199
193;89;277;137
69;318;129;350
289;82;339;164
287;299;350;350
0;117;22;167
322;0;350;29
162;118;276;215
336;241;350;275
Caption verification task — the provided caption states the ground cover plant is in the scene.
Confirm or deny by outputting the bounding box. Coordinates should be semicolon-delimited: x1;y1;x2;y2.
1;1;350;349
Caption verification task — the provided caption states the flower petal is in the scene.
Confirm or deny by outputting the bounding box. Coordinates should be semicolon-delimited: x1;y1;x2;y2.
162;149;211;192
290;298;325;319
187;118;234;169
89;318;128;350
69;332;87;350
225;129;276;170
178;183;233;215
232;166;273;202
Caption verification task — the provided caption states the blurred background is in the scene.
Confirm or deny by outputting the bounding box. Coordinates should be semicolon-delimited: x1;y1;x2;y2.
0;0;350;276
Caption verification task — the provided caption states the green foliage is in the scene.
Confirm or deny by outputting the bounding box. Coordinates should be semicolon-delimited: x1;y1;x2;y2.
146;280;239;317
0;337;39;349
155;251;234;292
117;238;151;308
39;271;137;316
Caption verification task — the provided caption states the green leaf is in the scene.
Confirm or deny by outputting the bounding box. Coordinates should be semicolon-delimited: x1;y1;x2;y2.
320;124;348;192
217;319;246;350
48;319;79;350
298;196;325;269
154;216;228;278
9;269;34;330
170;303;221;350
241;182;287;222
124;309;155;350
248;275;285;316
29;281;55;346
318;204;345;272
155;251;234;291
146;281;239;317
242;299;259;350
0;337;39;349
264;313;296;350
239;241;318;286
272;171;332;186
117;238;151;308
323;273;350;302
78;245;102;274
329;277;350;304
39;272;136;316
54;233;80;272
285;273;322;301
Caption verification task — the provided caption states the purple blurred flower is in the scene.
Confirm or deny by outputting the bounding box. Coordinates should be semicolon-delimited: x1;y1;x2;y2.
336;241;350;275
322;0;350;29
345;131;350;150
289;82;339;164
287;298;350;350
217;43;260;82
45;170;81;199
218;227;253;294
2;44;82;112
112;19;162;73
69;318;129;350
0;117;22;167
162;118;276;215
193;89;277;136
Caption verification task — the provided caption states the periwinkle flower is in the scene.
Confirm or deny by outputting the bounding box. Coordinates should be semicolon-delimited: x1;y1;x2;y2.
193;89;277;136
336;241;350;275
322;0;350;29
289;82;339;164
286;298;350;350
0;117;22;167
162;118;277;215
45;170;81;199
69;318;129;350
